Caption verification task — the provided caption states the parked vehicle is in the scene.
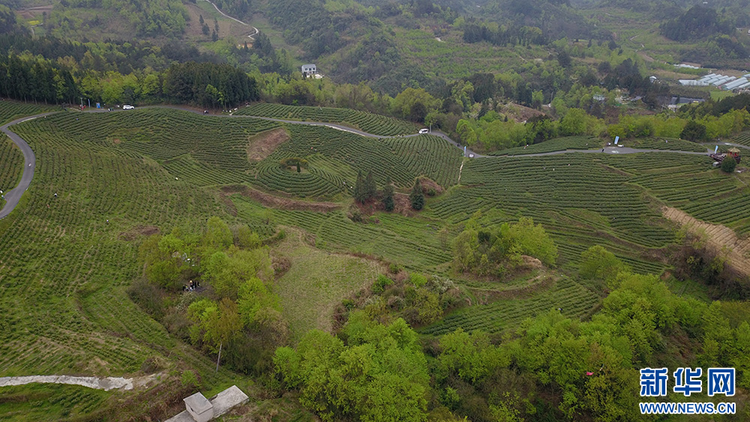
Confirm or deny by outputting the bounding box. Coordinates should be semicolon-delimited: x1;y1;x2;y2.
419;128;428;134
123;105;135;110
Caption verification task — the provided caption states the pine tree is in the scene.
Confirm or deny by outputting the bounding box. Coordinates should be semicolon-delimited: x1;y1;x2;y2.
354;171;367;203
382;177;395;212
365;170;377;200
410;178;424;211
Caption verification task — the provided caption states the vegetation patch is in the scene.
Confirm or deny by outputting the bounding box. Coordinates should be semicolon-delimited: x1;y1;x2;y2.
273;228;385;340
247;128;290;162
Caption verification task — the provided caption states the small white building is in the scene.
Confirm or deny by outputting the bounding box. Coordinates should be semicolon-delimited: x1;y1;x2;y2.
184;393;213;422
301;64;317;76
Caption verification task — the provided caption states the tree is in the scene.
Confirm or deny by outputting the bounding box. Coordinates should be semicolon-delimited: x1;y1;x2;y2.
382;178;395;212
410;178;425;210
364;170;377;200
188;298;243;371
354;170;367;203
580;245;626;281
203;216;233;250
721;156;736;173
681;120;707;142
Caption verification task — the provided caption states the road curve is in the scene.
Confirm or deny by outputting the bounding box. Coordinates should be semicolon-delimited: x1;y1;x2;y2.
0;113;58;220
0;106;723;220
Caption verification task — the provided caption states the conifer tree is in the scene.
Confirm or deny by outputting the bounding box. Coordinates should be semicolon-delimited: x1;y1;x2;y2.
365;170;377;200
354;171;367;203
410;178;424;211
382;177;395;212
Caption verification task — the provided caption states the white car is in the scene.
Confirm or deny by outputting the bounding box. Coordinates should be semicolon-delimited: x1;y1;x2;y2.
419;128;429;134
123;105;135;110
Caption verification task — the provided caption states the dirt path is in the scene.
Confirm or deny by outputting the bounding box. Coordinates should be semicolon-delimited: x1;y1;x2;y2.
662;206;750;276
0;373;160;391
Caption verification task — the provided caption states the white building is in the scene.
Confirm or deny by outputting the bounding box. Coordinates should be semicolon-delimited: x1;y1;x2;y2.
301;64;317;77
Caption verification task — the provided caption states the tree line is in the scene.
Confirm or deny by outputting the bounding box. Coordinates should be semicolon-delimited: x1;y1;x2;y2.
0;53;258;107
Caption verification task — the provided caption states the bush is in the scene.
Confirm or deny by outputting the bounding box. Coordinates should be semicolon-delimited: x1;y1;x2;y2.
372;274;394;294
181;370;200;389
721;157;737;173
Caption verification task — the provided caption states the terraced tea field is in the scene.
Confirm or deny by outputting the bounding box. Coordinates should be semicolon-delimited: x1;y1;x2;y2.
0;134;23;209
255;125;462;198
232;195;450;269
490;136;602;156
0;109;242;395
428;151;746;274
0;101;59;125
236;103;419;136
732;131;750;147
421;277;600;336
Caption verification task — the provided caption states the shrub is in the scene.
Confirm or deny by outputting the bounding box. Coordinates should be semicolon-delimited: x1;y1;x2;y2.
721;157;737;173
181;370;200;389
372;274;394;294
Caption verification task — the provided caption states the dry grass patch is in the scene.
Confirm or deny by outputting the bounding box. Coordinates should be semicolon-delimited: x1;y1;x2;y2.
663;206;750;277
247;128;290;162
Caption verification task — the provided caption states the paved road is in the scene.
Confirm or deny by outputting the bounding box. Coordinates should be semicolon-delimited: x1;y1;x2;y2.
506;146;711;158
0;113;58;220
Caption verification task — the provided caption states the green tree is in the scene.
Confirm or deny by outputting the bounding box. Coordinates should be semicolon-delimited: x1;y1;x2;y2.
354;170;367;203
681;120;708;142
382;177;395;211
188;298;243;370
580;245;626;281
203;216;233;250
364;170;377;200
410;178;425;210
559;108;587;136
236;225;261;249
721;156;737;173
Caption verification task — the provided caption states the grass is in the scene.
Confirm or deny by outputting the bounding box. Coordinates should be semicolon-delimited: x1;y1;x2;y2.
271;227;385;341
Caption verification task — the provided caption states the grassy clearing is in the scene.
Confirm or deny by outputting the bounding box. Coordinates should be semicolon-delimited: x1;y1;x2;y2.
272;228;385;340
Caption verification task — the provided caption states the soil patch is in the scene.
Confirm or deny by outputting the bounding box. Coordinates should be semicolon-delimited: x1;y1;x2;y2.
419;177;444;194
221;185;340;212
119;225;160;241
247;128;290;162
663;206;750;277
501;102;545;123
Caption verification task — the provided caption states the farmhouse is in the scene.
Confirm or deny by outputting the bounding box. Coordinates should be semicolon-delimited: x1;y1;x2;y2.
301;64;317;77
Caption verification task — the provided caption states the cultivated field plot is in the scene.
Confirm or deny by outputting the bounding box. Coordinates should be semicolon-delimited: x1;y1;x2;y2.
421;277;600;336
236;103;420;136
612;153;750;235
0;112;241;388
17;108;281;188
0;134;23;194
732;131;750;147
254;125;462;198
0;101;59;125
623;138;708;152
232;195;451;269
429;153;731;274
489;136;602;156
